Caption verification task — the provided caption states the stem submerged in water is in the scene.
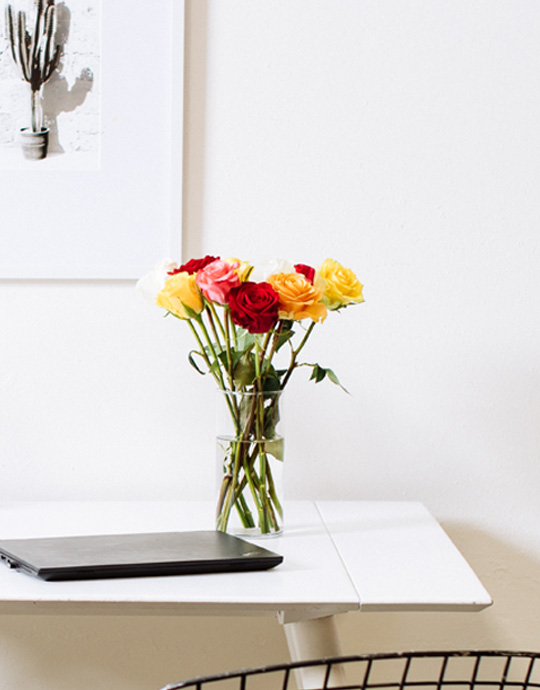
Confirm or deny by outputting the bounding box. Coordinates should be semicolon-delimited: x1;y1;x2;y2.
216;390;283;536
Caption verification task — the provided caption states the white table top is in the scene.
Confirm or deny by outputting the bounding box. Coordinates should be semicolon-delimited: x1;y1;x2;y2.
0;500;492;621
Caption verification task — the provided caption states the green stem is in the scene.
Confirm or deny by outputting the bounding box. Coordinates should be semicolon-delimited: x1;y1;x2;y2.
265;321;284;370
221;305;236;389
227;309;239;351
215;326;286;534
236;493;255;528
186;319;221;387
281;321;317;389
216;432;244;531
206;300;236;389
253;342;277;532
207;300;226;339
266;460;283;518
204;304;225;361
194;315;241;438
195;314;226;390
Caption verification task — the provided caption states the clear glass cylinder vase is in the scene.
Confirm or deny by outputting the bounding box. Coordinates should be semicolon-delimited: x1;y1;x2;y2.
215;389;284;537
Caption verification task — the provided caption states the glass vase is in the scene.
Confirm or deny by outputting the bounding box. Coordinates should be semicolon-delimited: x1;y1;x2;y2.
215;389;284;537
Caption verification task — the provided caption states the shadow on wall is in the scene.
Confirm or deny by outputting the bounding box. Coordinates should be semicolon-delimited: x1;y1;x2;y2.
183;0;208;258
42;1;94;154
338;523;540;652
0;615;288;690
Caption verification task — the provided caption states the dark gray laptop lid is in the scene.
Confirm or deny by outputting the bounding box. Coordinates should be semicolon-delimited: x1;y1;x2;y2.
0;531;283;581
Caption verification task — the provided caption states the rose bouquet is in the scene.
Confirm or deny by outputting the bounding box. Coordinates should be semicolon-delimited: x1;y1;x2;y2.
138;256;364;535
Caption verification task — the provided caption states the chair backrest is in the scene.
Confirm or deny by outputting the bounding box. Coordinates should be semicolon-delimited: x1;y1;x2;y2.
159;650;540;690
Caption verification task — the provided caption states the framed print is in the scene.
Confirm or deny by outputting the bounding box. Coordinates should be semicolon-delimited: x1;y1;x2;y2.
0;0;184;278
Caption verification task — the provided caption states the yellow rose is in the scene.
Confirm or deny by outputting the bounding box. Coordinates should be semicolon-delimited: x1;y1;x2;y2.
225;257;253;282
317;258;364;310
267;273;327;323
156;272;203;319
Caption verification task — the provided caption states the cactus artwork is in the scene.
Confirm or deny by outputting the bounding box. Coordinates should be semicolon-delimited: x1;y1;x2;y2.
5;0;62;158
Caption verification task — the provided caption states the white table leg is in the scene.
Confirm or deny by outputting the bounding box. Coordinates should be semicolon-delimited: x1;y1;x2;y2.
283;615;346;689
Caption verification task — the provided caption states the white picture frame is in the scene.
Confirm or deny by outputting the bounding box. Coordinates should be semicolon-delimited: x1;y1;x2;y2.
0;0;184;279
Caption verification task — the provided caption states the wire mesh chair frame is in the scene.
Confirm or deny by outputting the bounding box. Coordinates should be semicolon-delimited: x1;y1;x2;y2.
160;651;540;690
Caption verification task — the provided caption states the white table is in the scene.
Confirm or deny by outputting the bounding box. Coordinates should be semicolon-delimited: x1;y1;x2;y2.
0;501;492;687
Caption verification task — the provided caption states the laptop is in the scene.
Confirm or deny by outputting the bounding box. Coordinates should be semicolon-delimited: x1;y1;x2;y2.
0;530;283;581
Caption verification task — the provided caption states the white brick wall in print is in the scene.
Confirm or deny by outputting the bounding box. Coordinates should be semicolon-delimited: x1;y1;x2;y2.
0;0;100;159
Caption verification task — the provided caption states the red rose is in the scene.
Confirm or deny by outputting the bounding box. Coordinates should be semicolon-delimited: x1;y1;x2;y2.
294;263;315;284
228;282;280;334
169;255;220;276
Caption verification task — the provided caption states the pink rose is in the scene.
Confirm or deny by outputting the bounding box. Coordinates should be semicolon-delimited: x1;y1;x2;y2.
196;259;241;304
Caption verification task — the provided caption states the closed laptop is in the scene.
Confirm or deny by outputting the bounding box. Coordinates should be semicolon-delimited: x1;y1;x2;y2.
0;530;283;581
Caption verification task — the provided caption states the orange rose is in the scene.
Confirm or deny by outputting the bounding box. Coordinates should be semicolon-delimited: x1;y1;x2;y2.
267;273;327;323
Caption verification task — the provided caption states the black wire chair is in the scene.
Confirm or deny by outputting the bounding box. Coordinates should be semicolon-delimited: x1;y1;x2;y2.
159;651;540;690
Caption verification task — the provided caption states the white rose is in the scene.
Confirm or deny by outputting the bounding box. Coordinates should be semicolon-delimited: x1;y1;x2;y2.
250;258;295;282
136;258;177;303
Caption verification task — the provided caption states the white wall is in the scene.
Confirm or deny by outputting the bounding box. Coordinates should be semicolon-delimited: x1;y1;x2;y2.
1;1;540;688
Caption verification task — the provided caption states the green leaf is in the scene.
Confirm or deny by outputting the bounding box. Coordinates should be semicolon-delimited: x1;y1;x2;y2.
208;352;227;375
182;302;202;320
306;363;349;393
238;395;253;430
262;376;281;394
275;320;294;352
325;367;350;394
264;438;284;462
204;345;228;375
229;348;247;369
310;364;326;383
235;330;257;352
263;397;281;436
188;351;207;375
233;352;256;387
